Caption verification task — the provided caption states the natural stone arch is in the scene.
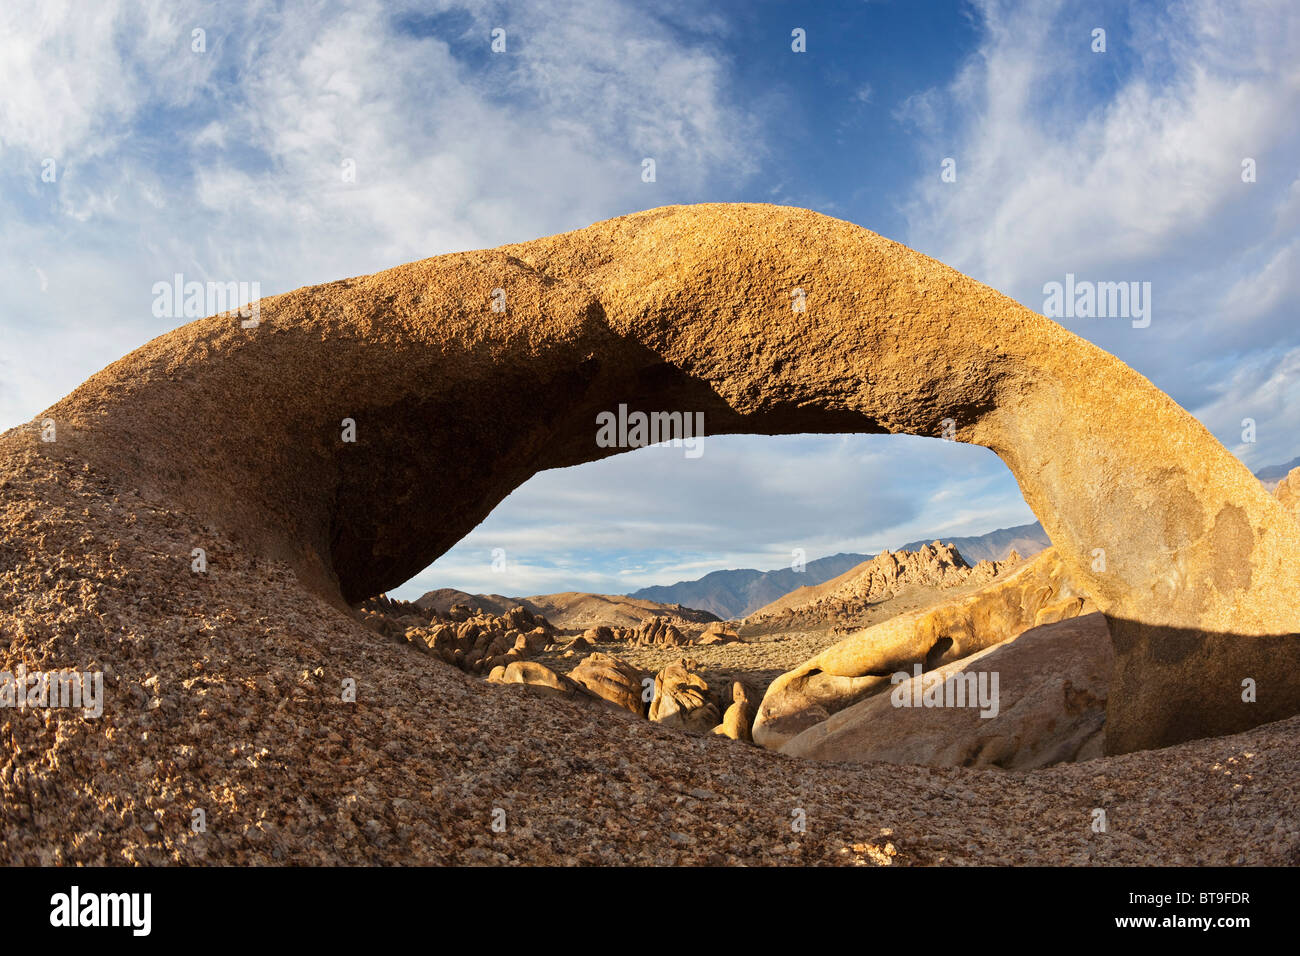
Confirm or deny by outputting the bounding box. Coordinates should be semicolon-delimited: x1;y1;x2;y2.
35;203;1300;755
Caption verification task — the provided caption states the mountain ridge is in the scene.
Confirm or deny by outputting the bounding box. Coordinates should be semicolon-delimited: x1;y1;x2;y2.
630;521;1051;618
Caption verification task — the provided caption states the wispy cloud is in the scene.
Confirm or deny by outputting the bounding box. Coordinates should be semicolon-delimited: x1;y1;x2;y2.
0;0;759;429
896;0;1300;466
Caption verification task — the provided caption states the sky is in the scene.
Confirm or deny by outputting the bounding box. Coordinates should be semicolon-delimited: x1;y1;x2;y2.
1;0;1297;600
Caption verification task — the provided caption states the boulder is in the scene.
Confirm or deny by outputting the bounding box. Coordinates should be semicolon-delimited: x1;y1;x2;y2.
753;548;1092;750
568;653;650;717
633;616;688;647
649;660;719;732
698;622;740;645
712;681;758;742
780;612;1113;769
485;661;578;699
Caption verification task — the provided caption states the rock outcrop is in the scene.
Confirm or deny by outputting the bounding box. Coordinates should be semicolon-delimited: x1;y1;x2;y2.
713;681;759;742
417;588;718;632
626;616;688;647
1275;467;1300;524
753;547;1092;750
780;612;1113;769
649;660;720;733
485;660;580;699
581;625;617;644
396;604;557;675
745;542;1020;632
21;202;1300;754
567;652;650;716
697;622;741;645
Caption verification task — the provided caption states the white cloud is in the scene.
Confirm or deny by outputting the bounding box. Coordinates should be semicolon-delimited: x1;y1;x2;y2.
1194;345;1300;468
0;0;758;430
897;0;1300;462
392;434;1034;599
901;0;1300;292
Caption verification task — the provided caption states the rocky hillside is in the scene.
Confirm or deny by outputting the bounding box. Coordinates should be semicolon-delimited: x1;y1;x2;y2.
415;588;718;633
630;523;1050;618
744;542;1022;632
894;521;1049;564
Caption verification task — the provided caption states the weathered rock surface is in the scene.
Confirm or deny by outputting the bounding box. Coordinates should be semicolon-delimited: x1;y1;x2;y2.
713;681;759;742
781;612;1113;769
485;660;579;698
627;616;688;647
582;625;617;644
568;652;650;717
745;542;1021;633
11;199;1300;772
649;660;720;733
753;548;1092;750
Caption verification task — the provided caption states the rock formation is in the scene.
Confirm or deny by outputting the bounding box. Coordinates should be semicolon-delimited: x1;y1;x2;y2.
417;588;718;632
780;612;1113;769
568;652;651;717
697;622;741;645
753;547;1092;750
744;542;1020;633
649;660;720;733
17;201;1300;756
1274;467;1300;524
712;681;759;742
397;603;556;675
485;660;579;699
625;616;688;647
581;626;617;644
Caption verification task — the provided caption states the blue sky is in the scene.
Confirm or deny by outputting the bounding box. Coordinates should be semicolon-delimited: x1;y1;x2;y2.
1;0;1297;599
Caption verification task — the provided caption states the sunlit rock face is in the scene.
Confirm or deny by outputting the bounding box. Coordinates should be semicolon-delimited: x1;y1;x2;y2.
31;202;1300;754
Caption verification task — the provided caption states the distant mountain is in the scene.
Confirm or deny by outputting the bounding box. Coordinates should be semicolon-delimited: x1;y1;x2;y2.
628;522;1052;619
629;553;868;620
414;588;718;632
1255;457;1300;491
745;540;1022;629
896;521;1050;565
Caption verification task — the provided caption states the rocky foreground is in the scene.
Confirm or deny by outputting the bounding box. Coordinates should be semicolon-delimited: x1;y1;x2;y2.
2;441;1298;865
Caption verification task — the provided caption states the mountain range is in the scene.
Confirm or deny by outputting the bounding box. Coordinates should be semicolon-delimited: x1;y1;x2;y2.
630;521;1052;619
1255;456;1300;490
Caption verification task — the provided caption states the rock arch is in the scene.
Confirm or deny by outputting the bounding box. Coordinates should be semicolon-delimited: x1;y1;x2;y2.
34;203;1300;754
